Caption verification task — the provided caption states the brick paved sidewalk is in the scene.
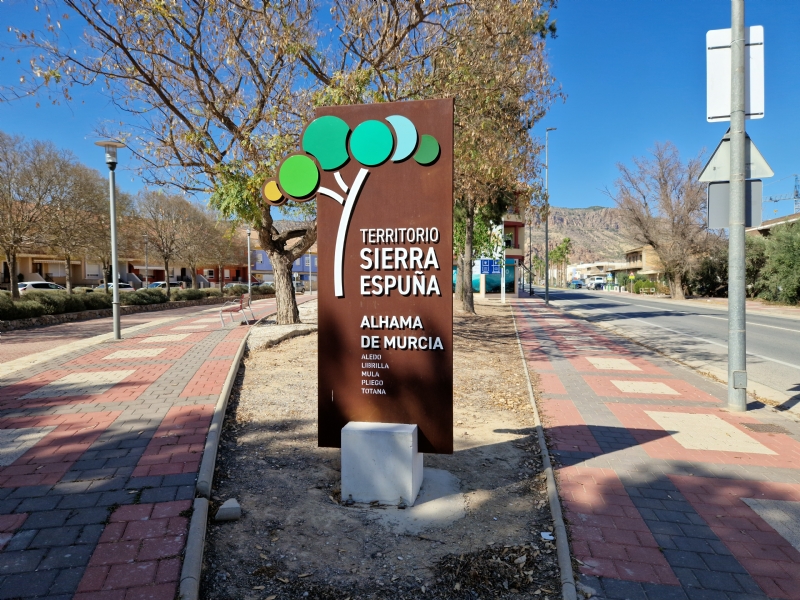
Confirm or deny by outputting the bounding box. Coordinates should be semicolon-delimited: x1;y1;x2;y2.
514;298;800;600
0;297;312;599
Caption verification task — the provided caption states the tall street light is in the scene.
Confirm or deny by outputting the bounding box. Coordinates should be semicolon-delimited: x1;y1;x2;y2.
95;139;125;340
246;226;252;297
143;233;149;289
544;127;556;305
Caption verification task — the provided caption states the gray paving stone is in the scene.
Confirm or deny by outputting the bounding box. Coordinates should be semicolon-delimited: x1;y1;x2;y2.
642;583;690;600
678;524;719;540
700;554;748;574
0;498;22;514
8;485;52;499
57;492;101;509
64;507;109;526
76;524;104;546
97;489;136;506
673;537;716;554
693;570;745;593
0;549;46;575
4;529;37;552
15;495;62;513
176;485;195;500
141;486;177;503
0;569;58;598
47;566;86;595
19;510;71;530
602;578;648;600
29;526;82;548
86;477;126;492
39;544;94;569
662;550;707;570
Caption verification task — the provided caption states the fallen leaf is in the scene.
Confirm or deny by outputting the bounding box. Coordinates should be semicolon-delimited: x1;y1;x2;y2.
277;577;289;583
252;586;265;590
514;555;527;565
256;545;263;550
260;554;267;559
298;573;311;578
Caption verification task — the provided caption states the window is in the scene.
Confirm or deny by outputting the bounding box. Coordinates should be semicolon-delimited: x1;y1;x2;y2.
86;263;101;278
313;257;317;266
224;269;230;279
305;256;311;266
33;283;51;289
205;269;215;278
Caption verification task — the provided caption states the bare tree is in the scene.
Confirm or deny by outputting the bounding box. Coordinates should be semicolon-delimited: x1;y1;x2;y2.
139;191;190;298
207;219;245;291
46;164;108;293
177;205;215;289
609;142;710;299
3;0;560;320
84;188;136;293
0;133;69;299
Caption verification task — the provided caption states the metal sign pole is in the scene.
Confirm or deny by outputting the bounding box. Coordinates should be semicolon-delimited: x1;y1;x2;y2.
728;0;748;412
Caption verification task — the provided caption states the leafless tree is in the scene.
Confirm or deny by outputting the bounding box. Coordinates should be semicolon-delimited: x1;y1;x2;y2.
609;142;711;299
0;132;69;299
177;205;215;289
139;191;191;298
46;164;108;293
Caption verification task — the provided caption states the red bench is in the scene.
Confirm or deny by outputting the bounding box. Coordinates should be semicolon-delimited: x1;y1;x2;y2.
219;293;256;326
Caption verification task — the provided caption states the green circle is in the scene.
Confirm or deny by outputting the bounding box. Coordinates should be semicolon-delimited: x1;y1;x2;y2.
302;116;350;171
349;120;394;166
278;155;319;199
414;134;440;165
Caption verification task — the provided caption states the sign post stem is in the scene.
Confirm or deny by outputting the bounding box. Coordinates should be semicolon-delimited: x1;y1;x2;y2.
728;0;748;412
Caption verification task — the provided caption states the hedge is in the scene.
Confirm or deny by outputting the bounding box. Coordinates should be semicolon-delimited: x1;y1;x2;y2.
0;288;167;320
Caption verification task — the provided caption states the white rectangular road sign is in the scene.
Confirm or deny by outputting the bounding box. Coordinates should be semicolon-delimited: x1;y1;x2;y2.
707;180;762;229
707;26;764;122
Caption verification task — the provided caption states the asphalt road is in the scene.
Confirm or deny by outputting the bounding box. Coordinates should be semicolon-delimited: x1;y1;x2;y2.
533;287;800;407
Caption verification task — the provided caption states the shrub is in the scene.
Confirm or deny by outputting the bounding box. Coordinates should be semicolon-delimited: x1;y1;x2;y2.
81;293;113;310
171;288;207;301
255;283;275;295
0;299;47;320
23;291;86;315
121;289;168;306
223;284;249;296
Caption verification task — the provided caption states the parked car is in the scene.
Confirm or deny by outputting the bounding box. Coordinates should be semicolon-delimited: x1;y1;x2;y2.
18;281;67;294
586;275;607;290
94;282;136;292
294;281;306;294
568;280;583;289
146;281;169;289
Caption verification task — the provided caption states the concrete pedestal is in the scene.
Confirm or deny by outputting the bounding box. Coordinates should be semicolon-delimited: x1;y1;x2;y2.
341;422;423;506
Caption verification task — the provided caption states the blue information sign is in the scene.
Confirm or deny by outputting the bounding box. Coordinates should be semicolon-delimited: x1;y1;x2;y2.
480;259;503;274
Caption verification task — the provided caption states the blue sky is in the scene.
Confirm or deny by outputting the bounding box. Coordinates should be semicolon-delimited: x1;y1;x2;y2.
1;0;799;217
539;0;800;217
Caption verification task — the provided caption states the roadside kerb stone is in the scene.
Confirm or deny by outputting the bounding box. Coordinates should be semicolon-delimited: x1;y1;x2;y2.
512;306;578;600
178;497;208;600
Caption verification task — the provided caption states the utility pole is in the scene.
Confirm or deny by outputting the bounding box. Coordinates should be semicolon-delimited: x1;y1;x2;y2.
545;127;556;305
728;0;747;412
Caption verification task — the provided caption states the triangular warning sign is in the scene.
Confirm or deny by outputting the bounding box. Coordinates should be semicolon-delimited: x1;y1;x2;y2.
699;129;774;182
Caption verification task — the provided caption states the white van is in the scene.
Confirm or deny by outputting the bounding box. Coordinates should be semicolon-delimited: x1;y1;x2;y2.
586;276;607;290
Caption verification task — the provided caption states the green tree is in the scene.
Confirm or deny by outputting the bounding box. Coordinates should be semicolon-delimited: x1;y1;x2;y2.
759;224;800;304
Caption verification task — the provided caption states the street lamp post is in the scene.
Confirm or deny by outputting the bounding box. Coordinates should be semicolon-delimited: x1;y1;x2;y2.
143;233;149;289
246;226;252;297
544;127;556;305
95;139;125;340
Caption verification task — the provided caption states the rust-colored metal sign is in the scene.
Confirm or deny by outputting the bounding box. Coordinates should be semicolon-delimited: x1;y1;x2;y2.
313;99;454;454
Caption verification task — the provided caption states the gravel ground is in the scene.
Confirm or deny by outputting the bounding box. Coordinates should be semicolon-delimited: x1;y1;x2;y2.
200;299;559;600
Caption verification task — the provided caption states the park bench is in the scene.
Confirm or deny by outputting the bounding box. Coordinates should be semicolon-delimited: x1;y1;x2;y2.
219;293;256;326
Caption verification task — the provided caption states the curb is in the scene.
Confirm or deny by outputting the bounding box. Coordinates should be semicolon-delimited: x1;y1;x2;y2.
511;304;578;600
182;300;316;600
179;497;209;600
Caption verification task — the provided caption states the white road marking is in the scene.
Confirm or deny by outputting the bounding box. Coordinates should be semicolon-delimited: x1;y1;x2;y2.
139;334;190;343
646;411;775;455
699;314;800;333
21;370;136;399
105;348;165;360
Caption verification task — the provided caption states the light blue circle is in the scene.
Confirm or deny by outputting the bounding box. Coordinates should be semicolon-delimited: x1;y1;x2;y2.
386;115;418;162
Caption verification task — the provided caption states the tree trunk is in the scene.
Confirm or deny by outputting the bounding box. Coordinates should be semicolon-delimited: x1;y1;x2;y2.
64;255;73;294
455;253;464;302
103;263;111;295
271;252;299;324
669;271;685;299
218;264;223;290
164;259;170;298
190;266;198;289
462;201;475;314
9;251;19;300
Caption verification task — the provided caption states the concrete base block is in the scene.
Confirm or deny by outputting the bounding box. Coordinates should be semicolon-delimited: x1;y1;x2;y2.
341;422;423;506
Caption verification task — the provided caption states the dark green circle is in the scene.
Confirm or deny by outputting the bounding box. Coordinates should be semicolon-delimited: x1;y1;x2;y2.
349;120;394;166
302;116;350;171
414;134;440;165
278;155;319;199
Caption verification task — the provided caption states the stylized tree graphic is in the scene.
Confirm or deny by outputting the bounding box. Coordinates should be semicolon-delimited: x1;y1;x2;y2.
261;115;440;297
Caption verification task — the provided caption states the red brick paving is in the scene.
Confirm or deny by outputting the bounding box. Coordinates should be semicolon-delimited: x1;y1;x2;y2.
179;359;231;398
514;298;800;599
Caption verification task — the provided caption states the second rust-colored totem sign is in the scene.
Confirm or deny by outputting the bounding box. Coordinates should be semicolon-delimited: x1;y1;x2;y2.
261;98;454;454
